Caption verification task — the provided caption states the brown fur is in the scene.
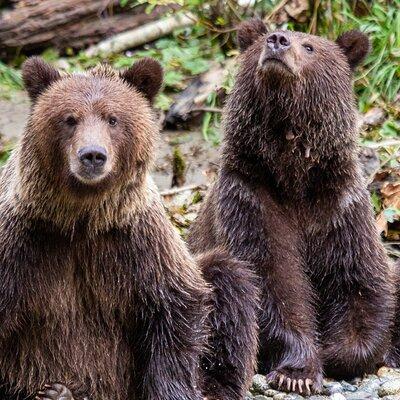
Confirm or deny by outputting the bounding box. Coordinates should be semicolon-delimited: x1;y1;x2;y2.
0;57;211;400
188;19;395;395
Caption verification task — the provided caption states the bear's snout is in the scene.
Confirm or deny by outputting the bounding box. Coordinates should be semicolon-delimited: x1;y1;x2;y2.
266;32;291;52
78;146;108;169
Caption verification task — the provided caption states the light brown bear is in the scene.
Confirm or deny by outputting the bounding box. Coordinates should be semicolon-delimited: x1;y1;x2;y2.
0;58;259;400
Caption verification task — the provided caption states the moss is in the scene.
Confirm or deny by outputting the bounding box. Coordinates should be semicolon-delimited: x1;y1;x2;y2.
171;146;186;187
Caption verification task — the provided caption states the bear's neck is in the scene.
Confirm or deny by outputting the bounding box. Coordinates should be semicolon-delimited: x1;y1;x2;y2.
221;77;360;197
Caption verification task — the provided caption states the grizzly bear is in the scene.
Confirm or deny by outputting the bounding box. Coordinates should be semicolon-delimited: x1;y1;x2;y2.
0;57;259;400
188;18;395;395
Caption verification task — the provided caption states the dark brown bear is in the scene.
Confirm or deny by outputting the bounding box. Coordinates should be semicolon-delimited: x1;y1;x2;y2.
188;19;395;395
0;57;259;400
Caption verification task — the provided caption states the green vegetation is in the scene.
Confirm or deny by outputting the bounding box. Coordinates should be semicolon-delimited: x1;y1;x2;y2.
0;0;398;140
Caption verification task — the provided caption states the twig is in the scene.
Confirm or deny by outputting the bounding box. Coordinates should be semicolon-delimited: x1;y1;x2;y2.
363;139;400;149
264;0;289;23
190;107;222;113
85;13;195;57
160;184;207;197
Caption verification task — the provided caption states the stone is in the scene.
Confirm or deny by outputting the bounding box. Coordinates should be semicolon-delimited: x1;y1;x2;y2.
345;391;376;399
252;374;269;394
324;382;344;395
358;377;382;393
283;395;304;400
378;379;400;397
341;381;358;392
273;394;287;400
330;394;346;400
378;368;400;380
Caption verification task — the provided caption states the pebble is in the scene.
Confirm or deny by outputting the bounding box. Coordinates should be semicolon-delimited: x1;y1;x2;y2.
273;394;287;400
378;379;400;397
345;391;377;399
252;374;270;394
246;369;400;400
309;396;329;400
330;394;346;400
341;382;358;392
324;382;344;395
378;368;400;380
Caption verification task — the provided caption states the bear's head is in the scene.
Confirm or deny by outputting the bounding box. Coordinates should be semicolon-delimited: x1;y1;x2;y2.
234;18;369;122
20;57;162;198
237;18;369;86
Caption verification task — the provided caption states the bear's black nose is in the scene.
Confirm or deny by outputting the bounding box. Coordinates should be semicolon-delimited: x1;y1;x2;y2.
78;146;107;168
267;33;291;52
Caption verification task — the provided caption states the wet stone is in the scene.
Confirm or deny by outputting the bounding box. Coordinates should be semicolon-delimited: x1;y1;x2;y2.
358;377;382;393
252;374;270;394
273;394;288;400
283;395;305;400
324;382;344;395
341;382;358;392
345;390;377;399
330;394;346;400
378;379;400;397
378;368;400;381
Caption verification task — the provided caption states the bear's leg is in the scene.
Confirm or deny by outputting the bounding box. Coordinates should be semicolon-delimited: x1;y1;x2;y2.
309;197;395;379
35;384;74;400
130;282;208;399
197;249;259;400
208;171;322;395
259;266;322;396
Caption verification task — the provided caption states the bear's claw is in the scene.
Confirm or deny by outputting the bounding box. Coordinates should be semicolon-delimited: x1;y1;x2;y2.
36;383;74;400
267;368;321;395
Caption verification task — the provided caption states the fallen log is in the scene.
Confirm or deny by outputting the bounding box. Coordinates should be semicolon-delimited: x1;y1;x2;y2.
0;0;167;55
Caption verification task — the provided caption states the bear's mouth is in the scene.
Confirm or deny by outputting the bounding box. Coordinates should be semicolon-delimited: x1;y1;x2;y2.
258;54;295;76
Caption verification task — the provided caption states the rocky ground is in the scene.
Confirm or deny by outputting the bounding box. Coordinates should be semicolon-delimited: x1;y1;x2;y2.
247;368;400;400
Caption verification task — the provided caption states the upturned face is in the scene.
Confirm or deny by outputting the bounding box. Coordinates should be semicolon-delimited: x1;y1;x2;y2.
257;30;341;78
21;58;163;196
236;18;370;99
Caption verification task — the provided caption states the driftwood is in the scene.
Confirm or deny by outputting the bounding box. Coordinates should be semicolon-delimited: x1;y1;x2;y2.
84;13;195;57
0;0;167;55
164;62;227;129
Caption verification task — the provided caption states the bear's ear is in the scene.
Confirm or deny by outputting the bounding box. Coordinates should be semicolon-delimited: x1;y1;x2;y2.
120;58;163;103
237;18;268;52
336;30;370;69
22;57;61;102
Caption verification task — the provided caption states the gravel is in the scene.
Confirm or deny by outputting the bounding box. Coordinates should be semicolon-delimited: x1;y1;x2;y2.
248;368;400;400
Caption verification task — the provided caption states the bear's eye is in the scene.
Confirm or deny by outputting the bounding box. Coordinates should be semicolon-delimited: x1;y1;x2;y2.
303;44;314;53
108;117;117;127
65;116;77;127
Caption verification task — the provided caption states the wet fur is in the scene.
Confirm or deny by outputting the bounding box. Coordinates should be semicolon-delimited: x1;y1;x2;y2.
188;19;395;393
0;58;259;400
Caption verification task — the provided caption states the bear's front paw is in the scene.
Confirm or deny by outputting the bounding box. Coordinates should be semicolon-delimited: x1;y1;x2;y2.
36;383;74;400
267;362;323;395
